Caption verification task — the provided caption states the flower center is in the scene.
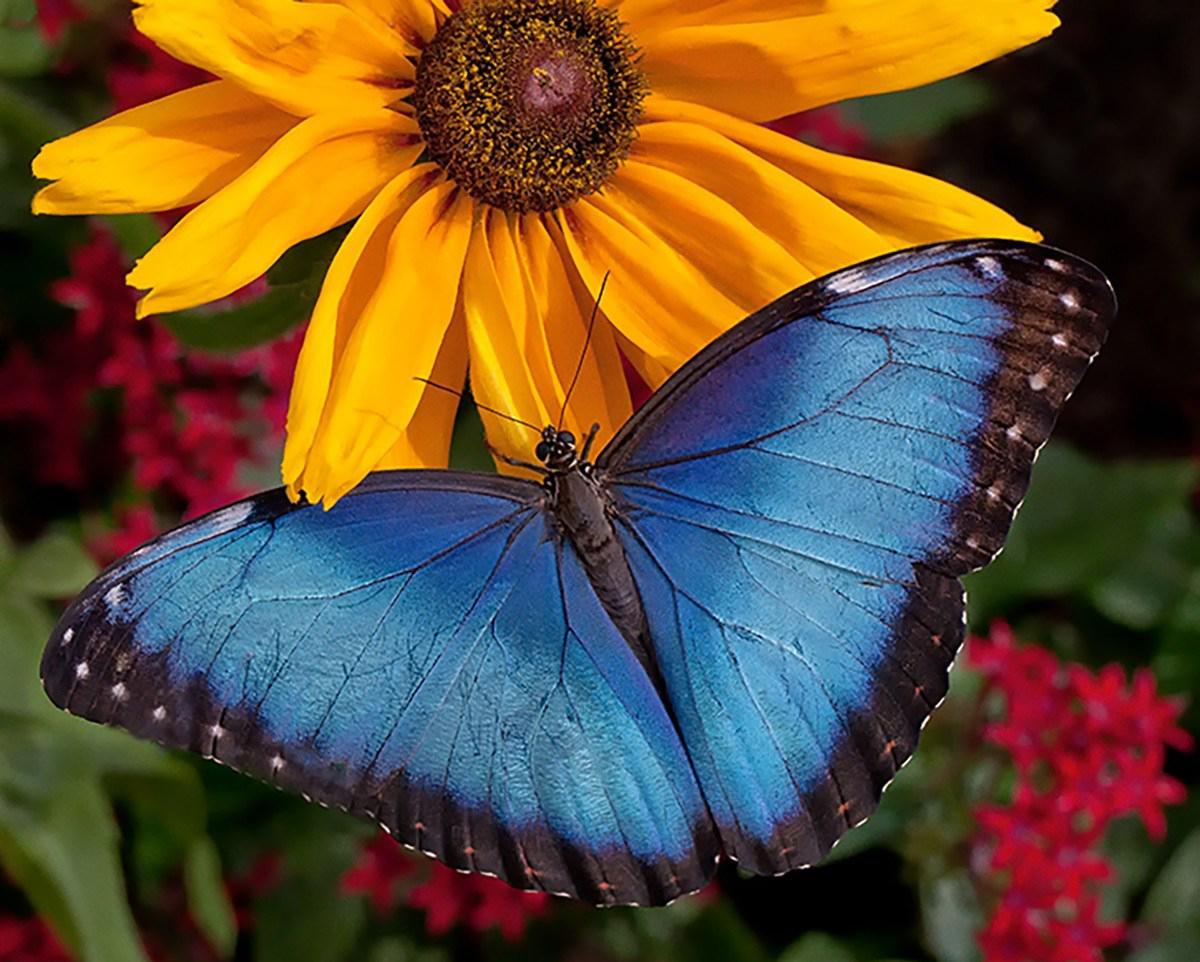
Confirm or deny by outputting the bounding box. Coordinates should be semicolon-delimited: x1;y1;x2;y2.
413;0;646;213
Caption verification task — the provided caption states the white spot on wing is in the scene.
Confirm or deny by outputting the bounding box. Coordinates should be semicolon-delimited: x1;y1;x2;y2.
975;256;1002;279
74;662;90;679
1045;257;1068;273
213;501;254;530
209;724;225;739
824;268;870;295
986;485;1002;502
1029;370;1049;392
152;705;166;721
110;682;127;701
270;754;285;773
1052;333;1069;348
61;627;74;646
104;583;127;608
1060;291;1080;311
1006;424;1023;442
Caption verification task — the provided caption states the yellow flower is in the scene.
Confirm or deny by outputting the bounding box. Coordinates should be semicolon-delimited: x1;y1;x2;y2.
33;0;1058;506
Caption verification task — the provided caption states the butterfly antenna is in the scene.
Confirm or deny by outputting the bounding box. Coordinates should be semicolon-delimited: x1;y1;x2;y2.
558;271;609;430
414;378;542;433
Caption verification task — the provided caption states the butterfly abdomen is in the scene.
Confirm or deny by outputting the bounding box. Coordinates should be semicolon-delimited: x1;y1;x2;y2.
551;468;661;683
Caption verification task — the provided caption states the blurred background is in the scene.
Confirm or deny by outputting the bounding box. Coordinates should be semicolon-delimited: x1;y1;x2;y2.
0;1;1198;961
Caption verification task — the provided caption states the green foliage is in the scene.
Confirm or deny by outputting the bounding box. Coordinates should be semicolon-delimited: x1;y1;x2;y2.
965;445;1200;627
847;77;992;144
1141;828;1200;935
0;529;229;962
0;0;52;79
159;229;348;352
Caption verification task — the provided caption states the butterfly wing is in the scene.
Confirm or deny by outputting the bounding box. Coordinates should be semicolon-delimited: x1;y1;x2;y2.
42;472;717;904
598;240;1115;873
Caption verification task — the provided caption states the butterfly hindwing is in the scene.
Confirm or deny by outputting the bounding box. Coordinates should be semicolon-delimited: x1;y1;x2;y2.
42;473;717;905
599;240;1114;872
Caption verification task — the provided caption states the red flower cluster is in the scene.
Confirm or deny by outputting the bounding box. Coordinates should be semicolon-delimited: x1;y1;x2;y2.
0;226;300;558
764;107;869;155
35;0;207;110
968;623;1193;962
0;916;71;962
342;834;550;942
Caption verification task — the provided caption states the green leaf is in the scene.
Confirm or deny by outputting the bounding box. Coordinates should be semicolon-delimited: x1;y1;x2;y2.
1101;817;1161;923
846;76;992;144
0;779;149;962
1127;934;1200;962
160;284;314;352
779;933;858;962
672;902;770;962
0;543;210;962
919;870;982;962
1141;828;1200;933
8;530;98;598
103;214;164;262
1154;581;1200;694
185;838;238;959
1087;509;1200;631
0;0;52;79
254;819;366;962
159;228;347;352
965;445;1200;623
0;594;54;718
449;400;494;473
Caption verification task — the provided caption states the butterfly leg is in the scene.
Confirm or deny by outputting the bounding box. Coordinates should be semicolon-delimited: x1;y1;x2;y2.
487;444;549;475
579;423;601;462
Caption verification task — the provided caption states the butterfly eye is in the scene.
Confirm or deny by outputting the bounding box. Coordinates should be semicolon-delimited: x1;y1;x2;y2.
559;431;575;446
535;441;550;461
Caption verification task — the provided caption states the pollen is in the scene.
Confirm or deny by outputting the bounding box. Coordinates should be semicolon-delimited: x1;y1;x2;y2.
413;0;646;213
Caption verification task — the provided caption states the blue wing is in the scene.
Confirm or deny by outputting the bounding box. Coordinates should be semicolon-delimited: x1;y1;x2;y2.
597;241;1115;873
42;473;718;904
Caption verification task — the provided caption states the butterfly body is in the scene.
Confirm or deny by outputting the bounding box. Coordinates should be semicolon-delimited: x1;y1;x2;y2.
544;441;656;673
42;241;1115;906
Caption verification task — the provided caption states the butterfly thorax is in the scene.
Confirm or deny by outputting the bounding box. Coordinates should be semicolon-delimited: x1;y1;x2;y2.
541;433;660;686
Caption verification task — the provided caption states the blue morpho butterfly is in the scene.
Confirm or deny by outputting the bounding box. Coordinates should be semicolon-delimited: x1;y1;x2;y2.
42;240;1114;906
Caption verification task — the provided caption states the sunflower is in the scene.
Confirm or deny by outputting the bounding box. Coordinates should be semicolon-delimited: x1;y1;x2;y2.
33;0;1058;506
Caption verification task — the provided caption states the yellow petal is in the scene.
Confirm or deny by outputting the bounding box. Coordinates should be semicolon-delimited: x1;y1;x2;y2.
630;122;894;279
32;81;295;215
553;144;841;375
461;209;631;471
553;196;728;374
334;0;451;46
373;311;470;471
624;0;1058;121
132;0;415;118
287;173;473;506
127;110;421;317
643;96;1040;245
283;163;443;495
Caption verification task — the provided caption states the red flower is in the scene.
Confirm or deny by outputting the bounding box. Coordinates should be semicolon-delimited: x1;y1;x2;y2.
764;107;869;155
969;623;1192;962
33;0;84;42
341;834;417;915
0;915;71;962
342;834;549;941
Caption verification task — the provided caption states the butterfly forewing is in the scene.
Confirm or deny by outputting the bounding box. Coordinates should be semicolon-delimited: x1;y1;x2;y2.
598;240;1114;872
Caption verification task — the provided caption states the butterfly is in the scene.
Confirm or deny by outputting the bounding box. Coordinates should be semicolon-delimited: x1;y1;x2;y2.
42;240;1114;906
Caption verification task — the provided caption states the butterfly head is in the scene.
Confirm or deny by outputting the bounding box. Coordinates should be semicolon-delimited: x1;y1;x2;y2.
536;426;578;471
